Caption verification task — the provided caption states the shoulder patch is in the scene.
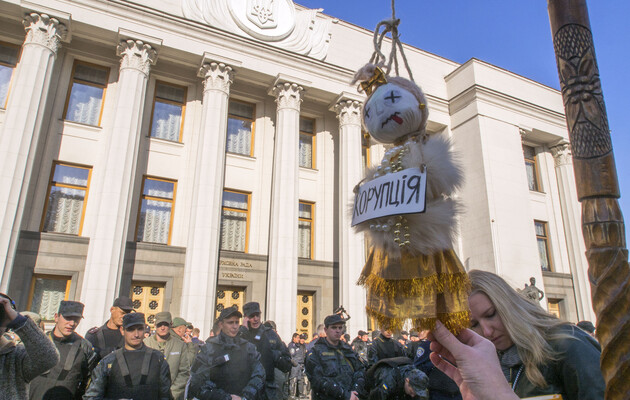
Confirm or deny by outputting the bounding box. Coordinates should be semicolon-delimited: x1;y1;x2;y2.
416;347;425;358
87;327;99;334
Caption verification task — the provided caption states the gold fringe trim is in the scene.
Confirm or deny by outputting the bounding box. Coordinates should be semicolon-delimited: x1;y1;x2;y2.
366;307;470;335
357;272;471;298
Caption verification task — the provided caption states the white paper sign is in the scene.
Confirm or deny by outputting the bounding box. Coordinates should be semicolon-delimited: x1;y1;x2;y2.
351;167;427;227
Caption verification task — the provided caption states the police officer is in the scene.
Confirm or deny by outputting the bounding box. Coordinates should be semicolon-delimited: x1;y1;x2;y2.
351;330;369;365
144;311;194;400
368;329;406;366
366;357;429;400
85;296;134;360
29;301;97;399
240;301;293;400
413;336;462;400
187;305;266;400
288;333;307;399
84;313;171;399
305;314;366;400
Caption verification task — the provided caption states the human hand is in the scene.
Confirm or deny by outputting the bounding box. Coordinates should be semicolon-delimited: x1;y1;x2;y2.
242;316;249;327
428;321;518;400
231;395;242;400
0;296;18;328
349;391;359;400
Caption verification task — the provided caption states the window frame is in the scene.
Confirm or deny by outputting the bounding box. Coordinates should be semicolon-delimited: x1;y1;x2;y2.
62;60;110;127
40;161;92;236
226;99;256;157
135;176;178;245
534;220;553;272
27;273;72;321
148;80;188;143
0;41;20;109
299;117;316;169
220;189;251;253
523;144;542;192
298;200;315;260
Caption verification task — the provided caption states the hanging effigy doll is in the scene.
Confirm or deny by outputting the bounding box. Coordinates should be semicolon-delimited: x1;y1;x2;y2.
351;63;470;334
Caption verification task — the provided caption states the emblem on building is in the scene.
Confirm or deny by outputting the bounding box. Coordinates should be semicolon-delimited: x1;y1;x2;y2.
248;0;278;28
182;0;331;60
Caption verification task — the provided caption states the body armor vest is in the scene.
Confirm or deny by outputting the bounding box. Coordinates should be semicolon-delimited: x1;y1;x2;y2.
209;342;253;395
104;347;161;400
29;334;83;400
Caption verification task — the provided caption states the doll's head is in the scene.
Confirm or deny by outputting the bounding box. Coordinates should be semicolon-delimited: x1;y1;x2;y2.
353;64;428;144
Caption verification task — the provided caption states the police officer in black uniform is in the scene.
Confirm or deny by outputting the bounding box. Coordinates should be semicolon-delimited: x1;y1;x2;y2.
187;305;266;400
305;314;366;400
368;329;406;366
366;357;429;400
239;301;293;400
288;333;307;399
29;301;97;400
85;296;134;361
84;312;172;400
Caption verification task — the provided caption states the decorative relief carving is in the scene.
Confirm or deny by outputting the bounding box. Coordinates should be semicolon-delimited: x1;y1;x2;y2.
519;128;528;140
22;13;67;54
116;40;157;76
182;0;331;59
198;62;233;94
335;100;363;127
550;142;572;167
272;82;303;111
553;24;611;159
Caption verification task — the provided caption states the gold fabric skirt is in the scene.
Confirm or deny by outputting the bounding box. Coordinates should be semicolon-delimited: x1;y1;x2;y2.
359;247;470;333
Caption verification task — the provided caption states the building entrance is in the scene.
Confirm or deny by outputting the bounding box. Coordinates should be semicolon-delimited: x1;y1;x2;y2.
131;281;165;329
215;286;246;319
296;291;314;338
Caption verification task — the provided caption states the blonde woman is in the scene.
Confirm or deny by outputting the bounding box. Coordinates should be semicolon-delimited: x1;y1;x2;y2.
467;270;604;399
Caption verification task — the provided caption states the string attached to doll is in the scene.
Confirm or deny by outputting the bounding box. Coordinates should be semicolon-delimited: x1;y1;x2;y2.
352;0;471;334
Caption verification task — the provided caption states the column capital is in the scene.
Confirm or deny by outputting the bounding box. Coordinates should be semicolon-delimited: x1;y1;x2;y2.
519;126;532;141
550;141;572;167
198;62;234;94
334;100;363;127
272;82;304;111
22;13;68;54
116;39;157;76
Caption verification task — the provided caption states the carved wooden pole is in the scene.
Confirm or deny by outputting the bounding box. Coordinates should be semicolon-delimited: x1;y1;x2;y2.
547;1;630;399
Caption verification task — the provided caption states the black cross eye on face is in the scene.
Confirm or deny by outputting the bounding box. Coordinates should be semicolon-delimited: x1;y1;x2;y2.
364;106;371;119
385;90;401;104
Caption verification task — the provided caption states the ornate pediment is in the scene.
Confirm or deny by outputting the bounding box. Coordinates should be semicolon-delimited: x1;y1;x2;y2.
182;0;331;60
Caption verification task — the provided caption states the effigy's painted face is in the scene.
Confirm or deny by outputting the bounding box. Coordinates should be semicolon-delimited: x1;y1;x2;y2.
363;83;424;144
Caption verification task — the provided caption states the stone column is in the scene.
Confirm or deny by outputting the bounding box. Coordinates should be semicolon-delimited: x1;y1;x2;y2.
334;98;367;334
266;81;303;340
180;60;233;335
80;39;157;329
550;142;595;321
0;13;67;292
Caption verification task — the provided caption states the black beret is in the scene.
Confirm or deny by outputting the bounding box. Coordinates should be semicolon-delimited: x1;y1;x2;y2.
218;305;242;321
58;301;84;318
243;302;261;317
324;314;345;327
123;312;145;328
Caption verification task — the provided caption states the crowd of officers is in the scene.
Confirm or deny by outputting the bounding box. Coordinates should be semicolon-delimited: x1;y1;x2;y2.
1;293;462;400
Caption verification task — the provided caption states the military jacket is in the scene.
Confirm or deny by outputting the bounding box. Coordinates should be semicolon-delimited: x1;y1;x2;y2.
83;344;171;400
305;337;366;400
29;331;97;399
367;335;406;367
145;333;194;400
240;324;293;380
288;341;306;365
350;338;368;365
187;332;266;400
85;323;124;361
366;357;428;400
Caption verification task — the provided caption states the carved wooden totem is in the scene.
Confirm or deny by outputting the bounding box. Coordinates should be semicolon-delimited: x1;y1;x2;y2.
548;1;630;399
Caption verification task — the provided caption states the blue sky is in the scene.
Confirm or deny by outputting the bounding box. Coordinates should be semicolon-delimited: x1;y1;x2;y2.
298;0;630;242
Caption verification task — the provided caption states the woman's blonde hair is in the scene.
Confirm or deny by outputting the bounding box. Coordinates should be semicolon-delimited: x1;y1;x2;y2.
468;270;572;388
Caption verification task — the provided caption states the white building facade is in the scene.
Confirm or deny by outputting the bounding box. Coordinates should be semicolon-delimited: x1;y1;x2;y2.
0;0;595;340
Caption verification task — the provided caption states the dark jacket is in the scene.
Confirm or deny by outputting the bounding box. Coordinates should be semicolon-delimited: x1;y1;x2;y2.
187;332;266;400
83;344;172;400
368;334;406;367
240;324;293;380
351;338;368;365
305;337;366;400
85;323;124;361
29;331;97;399
144;333;194;400
288;341;306;365
413;340;461;399
502;325;605;400
0;315;59;400
366;357;428;400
